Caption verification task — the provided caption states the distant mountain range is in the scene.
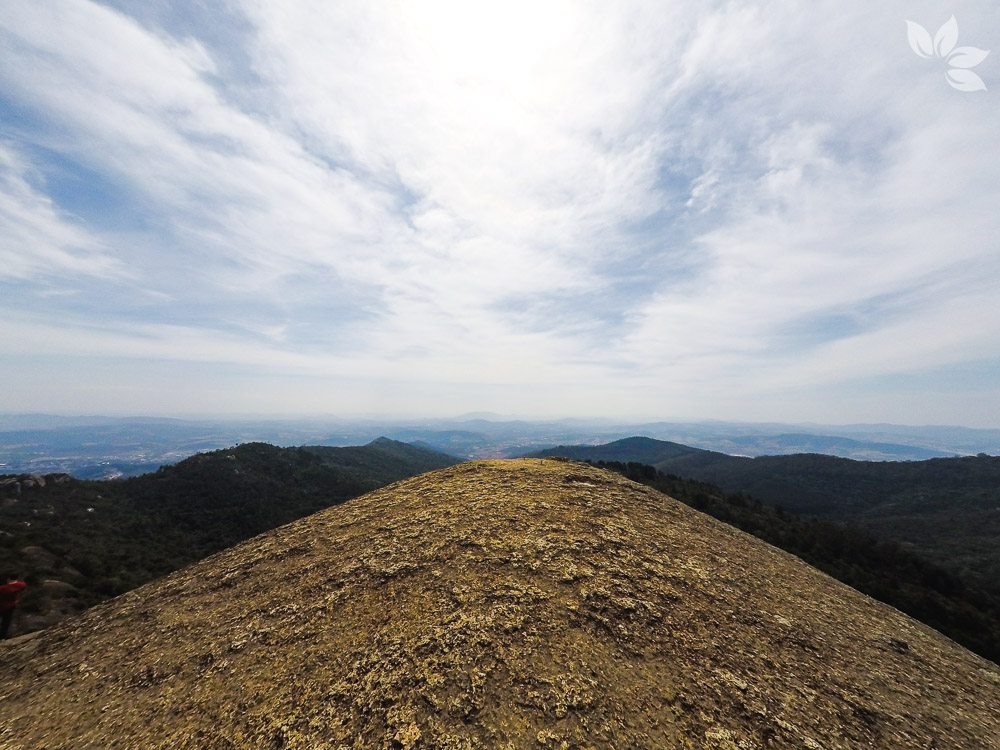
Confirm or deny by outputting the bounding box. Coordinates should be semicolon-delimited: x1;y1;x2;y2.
688;432;953;460
2;413;997;479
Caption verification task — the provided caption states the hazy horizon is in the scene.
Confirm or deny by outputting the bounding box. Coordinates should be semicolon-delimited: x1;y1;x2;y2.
4;410;1000;434
3;2;998;427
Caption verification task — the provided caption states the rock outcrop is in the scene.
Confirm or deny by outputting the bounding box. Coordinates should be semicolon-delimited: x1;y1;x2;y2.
2;459;999;748
0;473;71;498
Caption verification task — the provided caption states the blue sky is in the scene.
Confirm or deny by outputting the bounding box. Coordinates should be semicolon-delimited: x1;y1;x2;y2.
1;0;999;425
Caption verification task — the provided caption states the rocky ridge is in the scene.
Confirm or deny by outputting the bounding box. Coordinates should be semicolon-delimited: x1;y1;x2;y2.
1;459;999;748
0;472;72;497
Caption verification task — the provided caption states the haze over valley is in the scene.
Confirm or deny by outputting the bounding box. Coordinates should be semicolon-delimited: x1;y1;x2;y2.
3;413;999;480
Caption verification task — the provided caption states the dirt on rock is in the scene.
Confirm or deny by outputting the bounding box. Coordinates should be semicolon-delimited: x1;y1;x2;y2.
2;459;999;749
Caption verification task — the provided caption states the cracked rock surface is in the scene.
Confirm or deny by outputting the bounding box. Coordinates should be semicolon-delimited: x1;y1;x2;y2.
2;459;999;748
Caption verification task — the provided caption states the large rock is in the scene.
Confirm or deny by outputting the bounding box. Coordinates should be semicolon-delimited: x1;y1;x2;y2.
1;460;998;748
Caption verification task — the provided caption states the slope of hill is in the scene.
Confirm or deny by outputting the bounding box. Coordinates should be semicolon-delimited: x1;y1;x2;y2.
301;436;458;483
717;432;955;460
0;439;459;636
527;438;1000;581
525;436;730;472
583;459;1000;663
526;436;707;465
2;459;998;748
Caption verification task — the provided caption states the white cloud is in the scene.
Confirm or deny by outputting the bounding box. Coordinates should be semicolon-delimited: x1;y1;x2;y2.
0;143;121;280
0;0;997;422
0;0;399;290
612;2;1000;405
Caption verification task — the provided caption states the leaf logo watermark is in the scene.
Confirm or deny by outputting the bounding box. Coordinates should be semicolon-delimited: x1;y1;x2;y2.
906;16;989;92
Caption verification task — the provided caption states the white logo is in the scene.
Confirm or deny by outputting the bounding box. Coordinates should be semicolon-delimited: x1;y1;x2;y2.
906;16;990;92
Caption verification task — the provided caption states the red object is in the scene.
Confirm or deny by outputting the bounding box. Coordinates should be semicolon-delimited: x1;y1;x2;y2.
0;581;27;609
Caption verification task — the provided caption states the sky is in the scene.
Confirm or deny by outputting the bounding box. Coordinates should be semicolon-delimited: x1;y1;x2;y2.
1;0;999;426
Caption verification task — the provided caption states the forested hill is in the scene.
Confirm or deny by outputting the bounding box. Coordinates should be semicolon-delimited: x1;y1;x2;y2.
301;437;462;483
0;439;459;636
526;436;712;466
525;437;1000;581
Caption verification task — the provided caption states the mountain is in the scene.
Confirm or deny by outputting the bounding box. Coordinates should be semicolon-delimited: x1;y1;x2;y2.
526;435;707;465
525;437;735;479
706;432;955;460
0;439;459;636
5;414;994;478
526;438;1000;581
627;420;1000;457
2;460;999;747
370;429;497;459
302;436;459;484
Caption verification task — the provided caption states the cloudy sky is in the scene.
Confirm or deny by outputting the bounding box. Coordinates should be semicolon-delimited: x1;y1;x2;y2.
1;1;998;425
